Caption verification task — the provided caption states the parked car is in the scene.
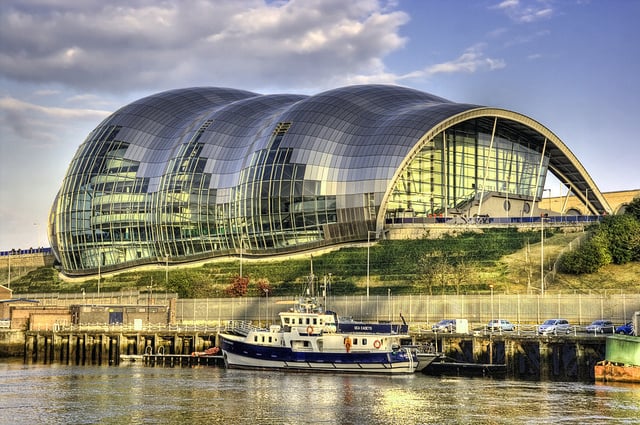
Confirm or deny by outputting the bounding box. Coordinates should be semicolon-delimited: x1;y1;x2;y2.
616;322;634;335
538;319;571;335
432;319;456;333
586;320;615;334
487;319;514;332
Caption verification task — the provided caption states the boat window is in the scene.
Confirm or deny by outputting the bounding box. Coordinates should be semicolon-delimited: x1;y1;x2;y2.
362;338;367;345
313;318;317;325
269;337;272;343
254;336;258;342
353;338;358;345
284;317;290;324
306;318;310;325
298;318;303;324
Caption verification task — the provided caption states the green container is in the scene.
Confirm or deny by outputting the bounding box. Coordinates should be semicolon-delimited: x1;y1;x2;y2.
606;335;640;366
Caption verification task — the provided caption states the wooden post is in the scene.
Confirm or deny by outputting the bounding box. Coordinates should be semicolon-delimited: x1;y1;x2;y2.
539;340;550;381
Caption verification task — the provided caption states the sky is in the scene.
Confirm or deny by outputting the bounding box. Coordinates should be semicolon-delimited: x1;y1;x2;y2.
1;0;639;251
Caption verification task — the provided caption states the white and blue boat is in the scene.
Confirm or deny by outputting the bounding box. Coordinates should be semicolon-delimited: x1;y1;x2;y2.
219;274;434;374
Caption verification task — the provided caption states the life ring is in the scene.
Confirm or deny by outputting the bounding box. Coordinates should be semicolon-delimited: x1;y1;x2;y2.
306;325;314;335
373;340;381;349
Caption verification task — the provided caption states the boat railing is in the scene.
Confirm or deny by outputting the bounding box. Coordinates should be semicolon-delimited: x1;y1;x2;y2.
226;320;262;336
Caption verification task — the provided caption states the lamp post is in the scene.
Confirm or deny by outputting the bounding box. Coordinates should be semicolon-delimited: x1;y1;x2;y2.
387;288;391;322
97;252;101;296
239;233;244;279
541;189;551;296
264;288;269;326
165;256;169;287
147;279;153;326
367;230;376;299
490;284;494;324
7;252;10;289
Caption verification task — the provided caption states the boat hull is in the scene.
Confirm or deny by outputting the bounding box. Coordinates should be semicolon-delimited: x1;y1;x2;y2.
220;334;417;374
595;362;640;383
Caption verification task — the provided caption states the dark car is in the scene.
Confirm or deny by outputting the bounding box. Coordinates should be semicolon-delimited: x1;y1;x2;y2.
432;319;456;333
616;322;634;335
586;320;615;334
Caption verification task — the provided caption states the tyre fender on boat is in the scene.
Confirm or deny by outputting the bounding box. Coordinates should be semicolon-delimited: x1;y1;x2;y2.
373;339;381;349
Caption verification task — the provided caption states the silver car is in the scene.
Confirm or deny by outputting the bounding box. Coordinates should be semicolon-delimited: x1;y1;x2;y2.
487;319;514;332
432;319;456;333
538;319;571;335
586;320;615;334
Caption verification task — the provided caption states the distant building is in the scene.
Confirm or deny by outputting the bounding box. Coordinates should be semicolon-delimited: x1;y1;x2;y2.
545;189;640;216
70;304;170;327
49;85;612;276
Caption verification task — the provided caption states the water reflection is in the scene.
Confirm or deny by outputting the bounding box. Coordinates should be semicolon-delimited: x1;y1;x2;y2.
1;359;639;424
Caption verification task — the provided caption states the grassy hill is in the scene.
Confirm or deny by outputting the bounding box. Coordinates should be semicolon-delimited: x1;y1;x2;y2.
9;227;640;297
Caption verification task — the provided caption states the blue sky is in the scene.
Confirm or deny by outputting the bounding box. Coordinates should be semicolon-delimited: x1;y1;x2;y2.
1;0;638;250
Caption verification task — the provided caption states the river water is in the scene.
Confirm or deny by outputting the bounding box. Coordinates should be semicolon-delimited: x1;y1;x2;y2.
1;359;639;425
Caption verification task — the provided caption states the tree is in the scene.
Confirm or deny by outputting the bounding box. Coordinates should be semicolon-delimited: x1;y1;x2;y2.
416;253;439;295
558;232;611;274
256;278;272;297
417;251;452;295
600;214;640;264
450;258;475;295
624;196;640;221
225;275;249;297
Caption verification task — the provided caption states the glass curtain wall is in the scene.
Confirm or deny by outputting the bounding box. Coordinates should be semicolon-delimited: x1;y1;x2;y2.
386;119;548;219
231;122;337;252
53;125;153;272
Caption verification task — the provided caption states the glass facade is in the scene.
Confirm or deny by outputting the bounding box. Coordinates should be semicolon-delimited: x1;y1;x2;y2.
49;85;555;276
387;120;548;218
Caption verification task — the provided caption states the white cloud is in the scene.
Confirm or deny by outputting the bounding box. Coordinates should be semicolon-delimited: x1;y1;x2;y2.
0;96;110;145
416;45;506;77
0;96;109;119
492;0;554;23
0;0;410;92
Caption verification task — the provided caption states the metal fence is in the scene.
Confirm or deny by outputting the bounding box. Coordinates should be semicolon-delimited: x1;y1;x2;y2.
13;291;640;330
175;292;640;329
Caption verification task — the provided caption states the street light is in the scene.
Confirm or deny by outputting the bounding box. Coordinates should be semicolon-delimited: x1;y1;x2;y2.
239;232;245;279
6;252;11;289
97;251;101;296
147;279;153;325
367;230;376;299
490;284;494;324
264;288;269;326
541;189;551;296
165;256;169;287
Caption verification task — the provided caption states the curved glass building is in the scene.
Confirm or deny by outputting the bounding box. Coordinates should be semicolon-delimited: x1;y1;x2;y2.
49;85;610;275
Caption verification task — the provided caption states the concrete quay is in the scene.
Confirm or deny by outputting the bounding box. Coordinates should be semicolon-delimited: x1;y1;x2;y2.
2;329;607;381
20;328;219;366
414;332;606;381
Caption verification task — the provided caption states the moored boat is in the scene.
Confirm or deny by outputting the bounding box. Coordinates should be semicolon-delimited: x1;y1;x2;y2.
595;333;640;383
219;273;432;374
